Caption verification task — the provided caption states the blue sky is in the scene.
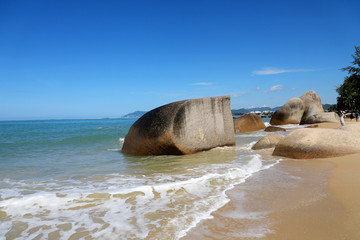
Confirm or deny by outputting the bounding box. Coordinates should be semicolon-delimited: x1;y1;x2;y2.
1;0;359;120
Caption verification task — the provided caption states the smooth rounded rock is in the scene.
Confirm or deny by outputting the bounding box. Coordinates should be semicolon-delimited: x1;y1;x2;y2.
252;134;284;150
270;98;305;125
273;128;360;159
300;91;325;124
233;113;266;133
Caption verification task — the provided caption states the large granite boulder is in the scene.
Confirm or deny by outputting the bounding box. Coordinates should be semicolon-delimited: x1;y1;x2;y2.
122;96;235;156
273;128;360;159
233;113;266;133
270;98;305;125
300;91;325;124
252;134;284;150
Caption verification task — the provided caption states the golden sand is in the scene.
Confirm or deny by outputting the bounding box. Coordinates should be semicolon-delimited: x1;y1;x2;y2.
270;120;360;239
324;153;360;239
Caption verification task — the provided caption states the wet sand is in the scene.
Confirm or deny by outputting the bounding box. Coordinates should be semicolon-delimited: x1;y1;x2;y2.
324;152;360;240
183;120;360;239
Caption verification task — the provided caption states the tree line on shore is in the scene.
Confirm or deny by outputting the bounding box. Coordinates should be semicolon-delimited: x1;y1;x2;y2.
329;46;360;112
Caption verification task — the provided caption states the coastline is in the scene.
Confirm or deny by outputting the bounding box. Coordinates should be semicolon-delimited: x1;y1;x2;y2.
2;118;359;239
183;120;360;239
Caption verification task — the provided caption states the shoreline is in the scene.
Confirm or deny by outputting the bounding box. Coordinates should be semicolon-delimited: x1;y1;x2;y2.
183;120;360;239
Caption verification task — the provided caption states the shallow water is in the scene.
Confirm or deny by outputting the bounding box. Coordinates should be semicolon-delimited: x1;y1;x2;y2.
0;118;293;239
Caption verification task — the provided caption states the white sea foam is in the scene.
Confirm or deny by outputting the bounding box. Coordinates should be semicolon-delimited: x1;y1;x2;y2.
238;140;258;151
0;155;276;240
238;223;274;238
270;123;312;129
236;131;268;138
106;148;121;151
118;137;125;148
213;141;258;152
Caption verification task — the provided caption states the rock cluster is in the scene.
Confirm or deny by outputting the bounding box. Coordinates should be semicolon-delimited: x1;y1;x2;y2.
270;91;339;125
122;90;354;159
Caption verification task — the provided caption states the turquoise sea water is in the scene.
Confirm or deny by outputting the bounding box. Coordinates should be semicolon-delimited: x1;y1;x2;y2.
0;119;134;180
0;118;284;239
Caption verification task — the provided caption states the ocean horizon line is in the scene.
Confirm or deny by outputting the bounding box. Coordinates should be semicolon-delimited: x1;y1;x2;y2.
0;117;140;122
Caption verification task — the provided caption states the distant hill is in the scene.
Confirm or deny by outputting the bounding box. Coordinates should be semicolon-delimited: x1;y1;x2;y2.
322;104;335;110
122;111;147;118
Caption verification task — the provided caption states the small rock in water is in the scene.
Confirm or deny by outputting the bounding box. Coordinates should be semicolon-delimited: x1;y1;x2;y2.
264;126;286;132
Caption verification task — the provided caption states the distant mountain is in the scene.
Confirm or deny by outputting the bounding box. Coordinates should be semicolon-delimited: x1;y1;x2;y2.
122;111;147;118
322;104;335;110
248;106;281;112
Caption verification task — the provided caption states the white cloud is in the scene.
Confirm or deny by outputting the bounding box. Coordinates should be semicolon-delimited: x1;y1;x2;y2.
191;82;214;86
264;84;283;93
252;67;314;75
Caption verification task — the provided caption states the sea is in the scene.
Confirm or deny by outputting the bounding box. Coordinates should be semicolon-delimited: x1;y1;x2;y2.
0;118;329;240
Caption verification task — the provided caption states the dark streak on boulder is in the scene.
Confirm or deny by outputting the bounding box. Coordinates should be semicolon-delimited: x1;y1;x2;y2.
270;98;305;125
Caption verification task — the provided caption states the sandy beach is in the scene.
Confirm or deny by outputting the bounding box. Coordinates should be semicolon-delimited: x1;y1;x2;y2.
266;152;360;240
184;120;360;239
325;152;360;239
